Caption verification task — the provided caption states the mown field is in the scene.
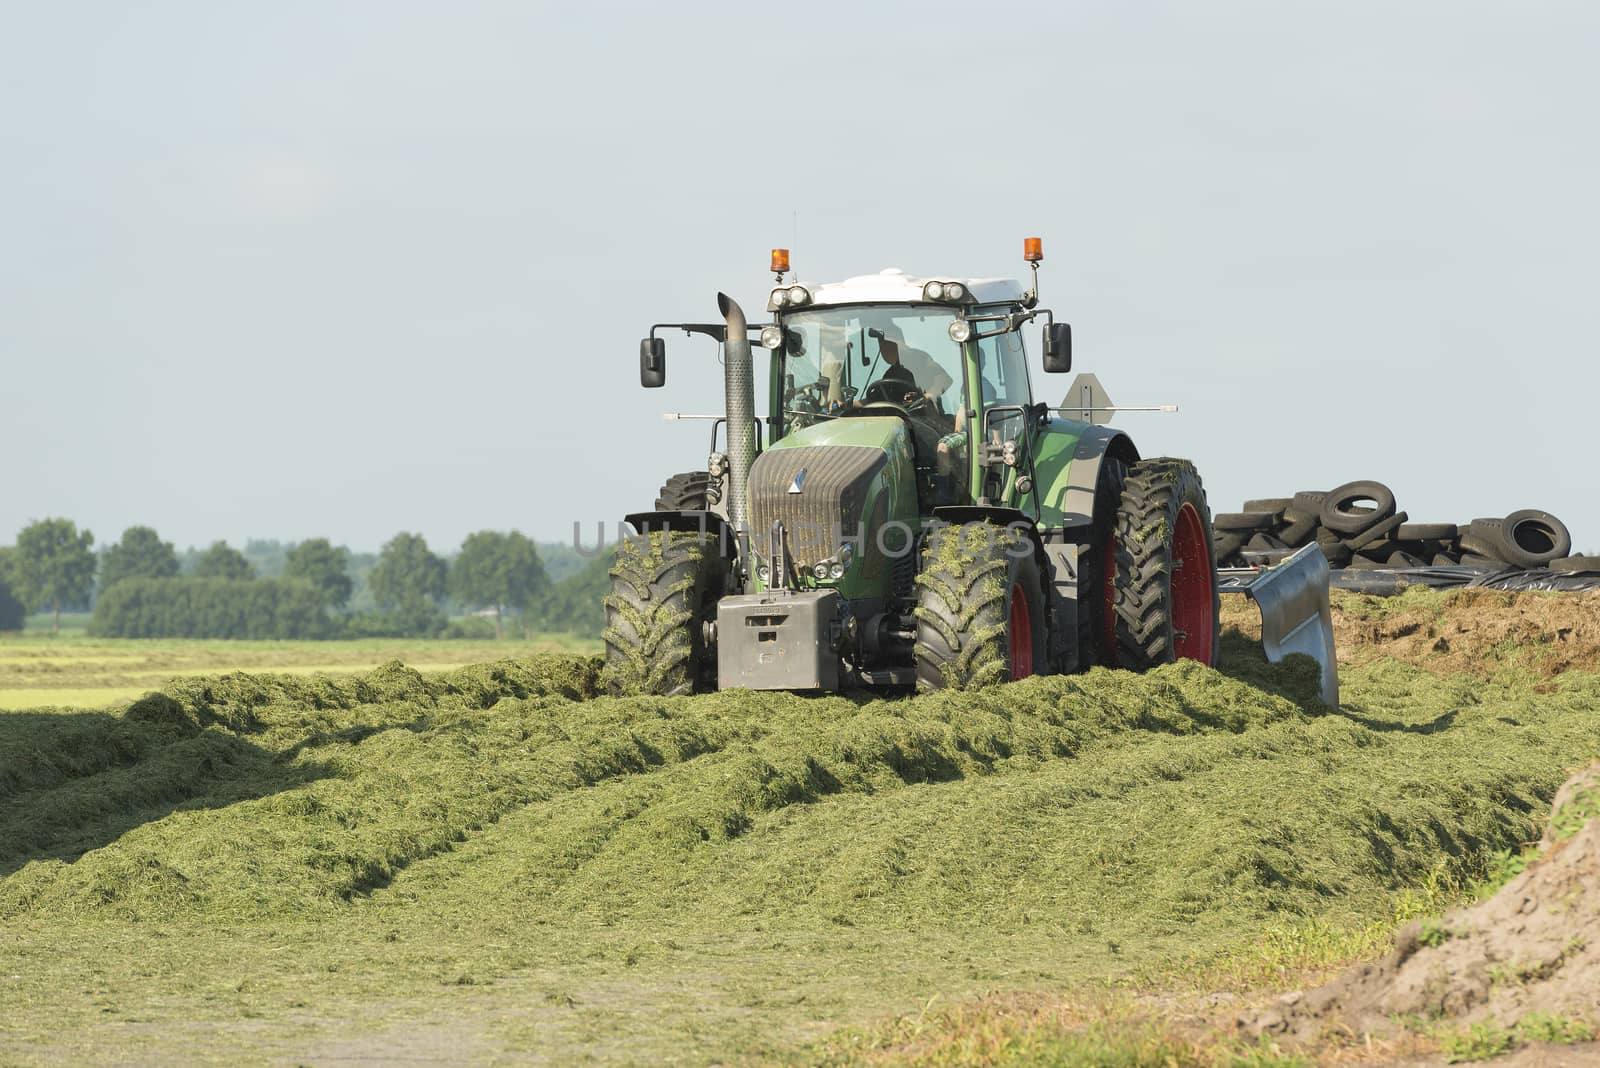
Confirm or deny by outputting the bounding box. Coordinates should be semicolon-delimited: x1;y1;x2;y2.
2;592;1599;1066
0;628;599;711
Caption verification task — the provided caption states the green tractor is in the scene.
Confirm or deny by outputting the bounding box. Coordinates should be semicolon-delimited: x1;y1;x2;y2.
606;240;1337;699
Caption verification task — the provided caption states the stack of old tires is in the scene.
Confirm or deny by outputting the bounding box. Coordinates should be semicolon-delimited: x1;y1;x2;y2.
1212;480;1597;572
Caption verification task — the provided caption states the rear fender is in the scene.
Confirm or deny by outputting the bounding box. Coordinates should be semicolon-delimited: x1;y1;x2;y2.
1020;422;1138;671
1029;422;1139;535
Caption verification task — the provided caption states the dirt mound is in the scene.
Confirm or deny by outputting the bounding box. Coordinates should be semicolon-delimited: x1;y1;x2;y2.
1222;588;1600;676
1246;762;1600;1045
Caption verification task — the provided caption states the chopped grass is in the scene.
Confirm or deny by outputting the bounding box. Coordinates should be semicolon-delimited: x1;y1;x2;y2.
2;643;1598;1064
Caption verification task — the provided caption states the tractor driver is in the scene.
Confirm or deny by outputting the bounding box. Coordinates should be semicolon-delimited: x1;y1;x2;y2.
877;324;954;411
863;336;920;404
870;326;968;505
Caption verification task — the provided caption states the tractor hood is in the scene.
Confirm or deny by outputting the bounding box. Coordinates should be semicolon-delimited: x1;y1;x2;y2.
746;414;916;580
769;412;909;455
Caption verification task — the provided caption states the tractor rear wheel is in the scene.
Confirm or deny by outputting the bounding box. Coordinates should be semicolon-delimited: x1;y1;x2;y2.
601;531;725;696
913;522;1047;692
656;471;714;512
1107;459;1220;669
1080;455;1128;668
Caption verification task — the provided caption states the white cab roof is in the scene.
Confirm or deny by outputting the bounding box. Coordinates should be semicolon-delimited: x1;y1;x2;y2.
799;268;1025;308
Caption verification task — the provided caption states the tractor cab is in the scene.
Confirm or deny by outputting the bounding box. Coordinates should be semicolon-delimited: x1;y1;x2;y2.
761;268;1067;511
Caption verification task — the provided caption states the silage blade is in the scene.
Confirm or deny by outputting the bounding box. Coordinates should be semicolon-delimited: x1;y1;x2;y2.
1220;544;1340;706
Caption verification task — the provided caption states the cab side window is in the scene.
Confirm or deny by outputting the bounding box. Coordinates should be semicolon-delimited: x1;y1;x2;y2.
977;329;1032;409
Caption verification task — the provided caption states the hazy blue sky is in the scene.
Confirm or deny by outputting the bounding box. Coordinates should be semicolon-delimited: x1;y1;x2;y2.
4;1;1597;553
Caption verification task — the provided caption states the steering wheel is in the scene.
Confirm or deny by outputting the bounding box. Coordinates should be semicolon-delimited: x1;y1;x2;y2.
862;380;908;405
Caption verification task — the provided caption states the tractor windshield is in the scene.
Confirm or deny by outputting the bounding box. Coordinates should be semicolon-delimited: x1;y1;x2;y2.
776;305;963;426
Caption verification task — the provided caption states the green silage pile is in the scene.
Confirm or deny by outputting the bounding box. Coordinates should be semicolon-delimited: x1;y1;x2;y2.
5;647;1596;950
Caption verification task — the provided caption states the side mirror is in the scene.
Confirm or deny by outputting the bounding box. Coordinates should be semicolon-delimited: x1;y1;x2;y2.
640;337;665;388
1042;322;1072;373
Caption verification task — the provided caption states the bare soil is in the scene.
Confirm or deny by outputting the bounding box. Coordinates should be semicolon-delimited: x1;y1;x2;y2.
1222;590;1600;677
1243;764;1600;1049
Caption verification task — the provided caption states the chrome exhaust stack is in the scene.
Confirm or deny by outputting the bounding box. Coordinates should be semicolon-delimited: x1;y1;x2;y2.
717;292;756;539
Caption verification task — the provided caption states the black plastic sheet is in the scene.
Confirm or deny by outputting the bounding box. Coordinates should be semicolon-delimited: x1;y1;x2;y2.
1468;568;1600;592
1328;566;1600;595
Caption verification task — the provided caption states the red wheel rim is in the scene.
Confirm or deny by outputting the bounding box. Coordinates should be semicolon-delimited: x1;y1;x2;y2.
1172;501;1215;665
1008;582;1034;679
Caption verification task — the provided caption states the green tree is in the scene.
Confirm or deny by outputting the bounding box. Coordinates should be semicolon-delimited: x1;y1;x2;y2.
531;548;612;639
91;577;330;639
0;547;25;632
285;538;353;610
370;532;447;636
449;530;548;638
100;526;180;591
193;541;254;581
12;518;96;632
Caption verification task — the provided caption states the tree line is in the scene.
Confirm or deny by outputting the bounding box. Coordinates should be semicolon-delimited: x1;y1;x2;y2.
0;519;610;640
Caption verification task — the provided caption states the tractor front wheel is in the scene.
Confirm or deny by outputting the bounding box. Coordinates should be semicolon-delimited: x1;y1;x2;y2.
913;522;1047;692
601;531;725;696
1107;459;1220;669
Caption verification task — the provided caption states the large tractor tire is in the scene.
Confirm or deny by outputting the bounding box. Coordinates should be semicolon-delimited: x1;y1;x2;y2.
655;471;713;512
1106;459;1221;669
913;522;1047;692
601;530;725;697
1080;455;1128;667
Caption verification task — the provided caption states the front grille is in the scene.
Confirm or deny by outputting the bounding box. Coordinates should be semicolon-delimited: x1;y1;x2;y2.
747;446;887;569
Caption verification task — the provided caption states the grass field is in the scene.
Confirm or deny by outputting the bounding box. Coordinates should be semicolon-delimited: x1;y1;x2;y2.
2;594;1598;1065
0;631;600;711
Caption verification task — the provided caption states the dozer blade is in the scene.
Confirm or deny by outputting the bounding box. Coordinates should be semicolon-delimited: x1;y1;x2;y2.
1218;544;1340;706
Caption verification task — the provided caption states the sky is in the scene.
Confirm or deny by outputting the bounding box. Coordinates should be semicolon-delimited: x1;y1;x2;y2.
4;1;1598;554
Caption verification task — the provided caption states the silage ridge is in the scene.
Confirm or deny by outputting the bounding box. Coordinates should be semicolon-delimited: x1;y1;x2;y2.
1;663;781;919
0;730;295;875
0;656;600;851
378;660;1315;901
0;706;201;802
390;663;1598;942
0;658;1313;921
148;654;600;736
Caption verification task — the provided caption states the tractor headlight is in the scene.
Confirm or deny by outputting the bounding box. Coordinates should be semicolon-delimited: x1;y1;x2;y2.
812;562;830;581
770;288;788;308
756;564;770;582
708;451;727;477
829;562;845;579
944;282;967;302
786;285;810;306
760;325;783;350
948;319;973;343
922;281;945;301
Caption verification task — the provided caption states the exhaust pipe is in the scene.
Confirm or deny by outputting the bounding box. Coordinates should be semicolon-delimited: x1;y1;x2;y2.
717;292;756;539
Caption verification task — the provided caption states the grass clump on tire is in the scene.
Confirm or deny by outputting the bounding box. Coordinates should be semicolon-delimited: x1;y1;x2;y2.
601;530;725;697
1111;458;1221;669
914;521;1047;692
